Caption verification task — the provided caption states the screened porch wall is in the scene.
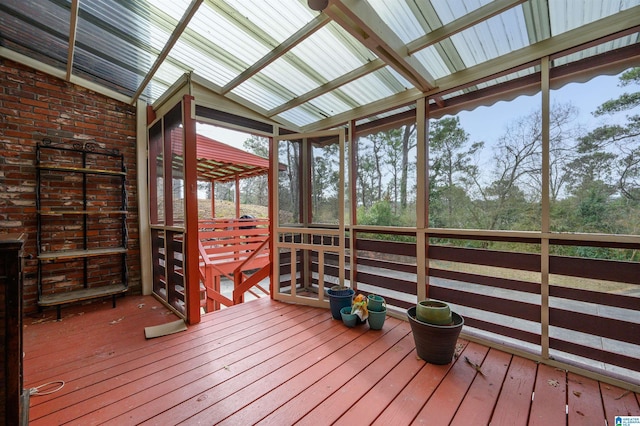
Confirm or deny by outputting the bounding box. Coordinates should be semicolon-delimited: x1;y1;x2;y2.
346;229;640;387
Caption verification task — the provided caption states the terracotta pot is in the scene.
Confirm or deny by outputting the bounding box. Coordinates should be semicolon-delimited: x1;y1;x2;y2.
415;299;452;325
407;307;463;364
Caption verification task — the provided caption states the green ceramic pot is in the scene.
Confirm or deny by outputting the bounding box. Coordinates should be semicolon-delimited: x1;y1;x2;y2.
415;299;452;325
367;294;386;312
368;308;386;330
340;306;358;327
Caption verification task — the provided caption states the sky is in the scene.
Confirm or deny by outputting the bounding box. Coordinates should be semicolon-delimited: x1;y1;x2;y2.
457;72;630;150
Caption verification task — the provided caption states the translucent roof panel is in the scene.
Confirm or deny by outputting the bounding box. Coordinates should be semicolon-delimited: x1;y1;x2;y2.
252;57;316;101
2;0;637;133
223;0;315;42
355;104;415;127
309;91;359;118
287;22;377;83
430;0;493;25
0;0;70;69
474;65;539;90
276;106;323;128
445;7;529;68
246;21;377;110
74;1;166;95
231;78;290;112
552;32;640;68
72;47;140;97
340;68;404;104
413;46;455;79
367;0;427;44
549;0;640;36
185;3;271;69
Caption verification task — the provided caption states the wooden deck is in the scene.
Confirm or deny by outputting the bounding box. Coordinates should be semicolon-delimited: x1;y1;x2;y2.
23;295;640;425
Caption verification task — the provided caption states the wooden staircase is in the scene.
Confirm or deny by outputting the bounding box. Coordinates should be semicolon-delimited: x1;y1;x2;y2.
198;218;271;312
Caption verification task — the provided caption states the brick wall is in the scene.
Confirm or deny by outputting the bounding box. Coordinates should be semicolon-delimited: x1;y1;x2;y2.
0;58;140;314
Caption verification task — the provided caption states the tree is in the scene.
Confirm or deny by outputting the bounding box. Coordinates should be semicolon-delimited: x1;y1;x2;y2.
580;67;640;202
311;142;340;223
355;125;417;225
400;124;416;211
428;116;482;228
241;136;269;206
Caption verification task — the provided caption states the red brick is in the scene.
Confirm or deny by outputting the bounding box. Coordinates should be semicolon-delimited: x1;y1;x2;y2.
20;98;49;109
1;58;140;314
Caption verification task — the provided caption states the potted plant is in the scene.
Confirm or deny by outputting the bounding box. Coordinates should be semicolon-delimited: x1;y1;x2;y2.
340;293;368;327
407;299;463;364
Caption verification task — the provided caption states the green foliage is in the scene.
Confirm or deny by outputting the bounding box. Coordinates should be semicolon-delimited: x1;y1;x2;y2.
273;69;640;261
358;199;401;227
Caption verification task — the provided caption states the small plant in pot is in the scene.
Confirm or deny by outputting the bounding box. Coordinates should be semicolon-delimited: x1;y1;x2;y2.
340;294;368;327
407;299;463;364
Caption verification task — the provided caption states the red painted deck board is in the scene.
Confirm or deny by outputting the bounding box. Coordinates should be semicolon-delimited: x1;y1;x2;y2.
529;363;568;426
288;323;414;426
412;342;490;424
600;381;640;421
23;295;640;425
334;345;427;425
450;348;512;426
567;372;605;426
489;355;538;426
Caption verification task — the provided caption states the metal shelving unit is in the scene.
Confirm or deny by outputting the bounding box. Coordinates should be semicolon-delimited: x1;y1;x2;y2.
36;139;128;320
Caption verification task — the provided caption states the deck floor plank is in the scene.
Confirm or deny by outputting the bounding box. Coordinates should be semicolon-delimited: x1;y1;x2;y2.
332;340;427;425
28;302;317;422
450;348;512;426
226;319;410;424
529;363;568;426
411;341;490;424
600;381;640;421
21;295;640;426
567;372;606;426
130;317;369;424
92;307;335;425
297;323;413;426
488;355;538;426
180;320;407;425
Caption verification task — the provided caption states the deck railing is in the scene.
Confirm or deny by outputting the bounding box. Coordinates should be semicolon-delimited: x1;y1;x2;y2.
299;226;639;387
198;218;270;311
